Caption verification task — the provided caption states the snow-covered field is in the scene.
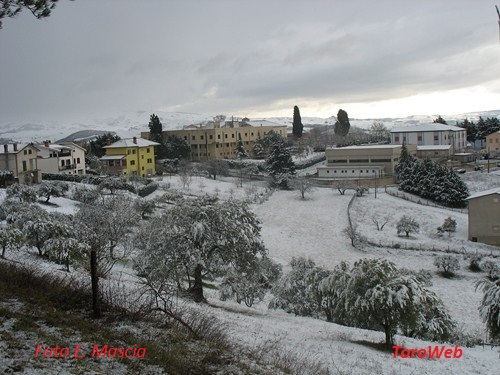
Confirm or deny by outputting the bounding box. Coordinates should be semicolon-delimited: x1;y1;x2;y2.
1;171;500;374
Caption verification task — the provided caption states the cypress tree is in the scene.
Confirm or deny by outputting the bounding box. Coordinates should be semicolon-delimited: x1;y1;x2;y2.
292;105;304;137
334;109;350;137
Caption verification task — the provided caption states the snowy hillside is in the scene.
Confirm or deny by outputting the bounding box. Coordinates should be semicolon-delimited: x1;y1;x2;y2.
2;170;500;374
1;109;498;144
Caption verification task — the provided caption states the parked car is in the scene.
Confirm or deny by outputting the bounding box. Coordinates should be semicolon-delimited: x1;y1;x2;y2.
455;168;466;174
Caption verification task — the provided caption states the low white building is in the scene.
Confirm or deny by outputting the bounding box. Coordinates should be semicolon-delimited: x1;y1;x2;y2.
317;144;416;179
35;141;86;175
391;123;467;153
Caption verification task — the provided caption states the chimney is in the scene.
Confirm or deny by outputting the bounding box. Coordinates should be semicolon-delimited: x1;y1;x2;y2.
133;136;137;144
13;143;18;152
3;144;7;153
44;140;49;147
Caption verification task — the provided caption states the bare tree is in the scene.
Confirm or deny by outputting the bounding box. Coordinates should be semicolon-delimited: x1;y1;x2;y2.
372;215;390;231
342;225;361;247
292;176;315;199
332;180;355;195
179;171;192;190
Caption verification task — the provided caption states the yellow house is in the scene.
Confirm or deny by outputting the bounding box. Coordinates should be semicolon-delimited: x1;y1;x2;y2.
100;137;159;177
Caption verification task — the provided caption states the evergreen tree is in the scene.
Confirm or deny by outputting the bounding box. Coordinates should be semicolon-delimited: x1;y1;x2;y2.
1;0;64;29
89;133;121;157
292;105;304;137
165;135;190;159
334;109;350;137
252;139;265;159
266;138;296;189
458;118;477;144
235;135;247;160
433;115;448;124
148;114;168;159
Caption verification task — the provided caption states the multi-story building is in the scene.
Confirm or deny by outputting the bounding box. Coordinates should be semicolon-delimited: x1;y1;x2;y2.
100;137;159;177
141;119;287;161
317;144;417;179
35;141;86;175
0;143;41;184
390;123;467;154
466;187;500;247
486;130;500;153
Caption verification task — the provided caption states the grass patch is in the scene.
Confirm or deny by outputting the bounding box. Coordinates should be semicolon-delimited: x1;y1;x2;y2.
0;261;233;374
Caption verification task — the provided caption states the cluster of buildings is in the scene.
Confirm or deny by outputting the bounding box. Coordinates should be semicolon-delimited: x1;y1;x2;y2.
1;118;498;247
0;141;86;185
318;123;468;180
0;136;160;185
141;118;287;161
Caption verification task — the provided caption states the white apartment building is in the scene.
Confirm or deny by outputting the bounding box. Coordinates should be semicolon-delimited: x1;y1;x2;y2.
390;123;467;154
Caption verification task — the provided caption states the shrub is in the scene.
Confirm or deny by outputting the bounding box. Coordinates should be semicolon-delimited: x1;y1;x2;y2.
137;182;158;197
434;255;460;278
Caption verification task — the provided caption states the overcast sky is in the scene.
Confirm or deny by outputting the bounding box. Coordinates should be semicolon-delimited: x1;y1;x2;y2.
1;0;499;122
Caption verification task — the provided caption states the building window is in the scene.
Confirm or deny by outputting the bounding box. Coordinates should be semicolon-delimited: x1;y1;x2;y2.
184;136;187;140
61;160;65;167
141;155;144;159
22;160;27;171
471;237;477;242
127;150;131;155
395;136;399;142
130;160;135;166
24;150;27;155
147;158;152;163
201;135;204;140
28;149;32;154
192;136;195;140
218;134;221;139
251;132;254;136
77;158;81;163
225;134;228;138
147;148;150;153
209;135;213;140
142;167;144;171
417;135;422;141
327;170;330;173
132;150;136;154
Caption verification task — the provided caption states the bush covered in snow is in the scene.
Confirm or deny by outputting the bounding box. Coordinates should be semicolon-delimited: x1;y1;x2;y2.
434;255;460;278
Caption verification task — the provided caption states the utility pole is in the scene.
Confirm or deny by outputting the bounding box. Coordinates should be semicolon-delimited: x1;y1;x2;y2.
374;171;377;198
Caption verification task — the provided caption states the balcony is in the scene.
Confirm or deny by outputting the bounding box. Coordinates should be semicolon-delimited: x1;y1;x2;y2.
59;164;76;171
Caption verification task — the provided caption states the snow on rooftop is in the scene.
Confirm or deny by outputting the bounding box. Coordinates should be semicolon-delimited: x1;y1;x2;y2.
466;187;500;200
104;138;159;148
391;123;465;133
328;144;402;150
417;145;451;150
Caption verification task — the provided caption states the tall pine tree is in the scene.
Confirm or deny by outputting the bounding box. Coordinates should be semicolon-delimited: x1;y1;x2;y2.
292;105;304;137
266;139;296;189
148;114;168;159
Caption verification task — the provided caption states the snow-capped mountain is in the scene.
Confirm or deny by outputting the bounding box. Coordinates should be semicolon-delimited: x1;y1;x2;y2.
0;109;499;144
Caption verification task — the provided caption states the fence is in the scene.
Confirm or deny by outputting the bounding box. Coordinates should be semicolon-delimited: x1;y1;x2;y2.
385;185;468;214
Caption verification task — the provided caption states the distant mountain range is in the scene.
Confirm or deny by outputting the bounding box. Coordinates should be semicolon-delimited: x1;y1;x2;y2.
0;109;499;144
